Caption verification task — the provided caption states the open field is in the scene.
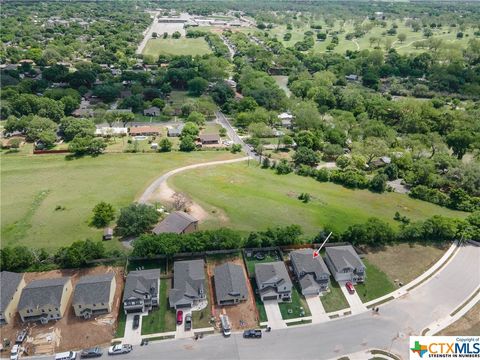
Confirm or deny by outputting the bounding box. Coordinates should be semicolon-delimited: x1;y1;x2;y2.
143;38;212;57
364;243;448;285
1;266;124;356
169;163;467;236
0;151;240;250
266;19;475;55
439;303;480;336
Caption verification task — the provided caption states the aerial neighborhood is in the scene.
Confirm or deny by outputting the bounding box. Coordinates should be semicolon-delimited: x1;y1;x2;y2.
0;0;479;359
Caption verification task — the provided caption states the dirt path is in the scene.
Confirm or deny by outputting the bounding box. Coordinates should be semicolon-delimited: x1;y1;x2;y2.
137;157;248;221
352;38;360;50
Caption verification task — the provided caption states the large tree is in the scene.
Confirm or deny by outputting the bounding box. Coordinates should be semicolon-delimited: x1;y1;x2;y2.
116;203;159;237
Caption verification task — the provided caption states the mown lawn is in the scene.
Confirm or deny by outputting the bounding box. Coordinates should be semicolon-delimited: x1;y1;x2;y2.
278;284;311;320
191;280;213;328
115;305;126;338
251;281;268;323
0;151;240;250
141;280;176;334
169;163;467;236
356;259;396;303
143;38;212;57
320;280;349;313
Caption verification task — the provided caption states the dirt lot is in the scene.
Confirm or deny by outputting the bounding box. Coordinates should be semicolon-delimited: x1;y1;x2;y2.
0;266;124;356
206;254;258;331
439;302;480;336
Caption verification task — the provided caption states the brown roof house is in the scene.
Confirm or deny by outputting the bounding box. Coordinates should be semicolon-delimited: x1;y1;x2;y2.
198;134;220;145
0;271;26;325
18;277;72;324
129;126;161;136
72;273;116;319
152;211;198;235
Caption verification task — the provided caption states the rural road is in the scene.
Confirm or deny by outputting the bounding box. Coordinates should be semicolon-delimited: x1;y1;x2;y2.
137;156;249;205
136;11;160;55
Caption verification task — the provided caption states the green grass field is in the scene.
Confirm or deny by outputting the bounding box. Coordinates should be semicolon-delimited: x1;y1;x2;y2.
278;284;311;320
169;162;467;236
320;280;349;313
356;259;397;303
0;151;239;250
143;38;212;57
141;280;176;334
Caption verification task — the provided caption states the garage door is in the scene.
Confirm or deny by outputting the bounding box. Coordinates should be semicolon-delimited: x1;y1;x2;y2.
263;295;278;301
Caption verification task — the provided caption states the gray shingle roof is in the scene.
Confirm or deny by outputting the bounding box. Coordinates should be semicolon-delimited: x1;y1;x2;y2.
290;249;330;280
18;277;70;311
199;134;220;142
214;263;248;303
325;245;365;272
0;271;23;312
123;269;160;302
169;260;205;307
152;211;198;235
73;273;114;306
255;262;292;288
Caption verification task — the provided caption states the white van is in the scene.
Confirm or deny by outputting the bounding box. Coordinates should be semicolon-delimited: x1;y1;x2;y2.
55;351;77;360
220;314;231;337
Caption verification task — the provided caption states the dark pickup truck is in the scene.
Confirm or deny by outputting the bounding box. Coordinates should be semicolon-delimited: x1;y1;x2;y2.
243;329;262;339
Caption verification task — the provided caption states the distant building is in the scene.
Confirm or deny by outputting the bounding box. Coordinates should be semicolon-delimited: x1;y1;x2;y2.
103;227;113;240
345;74;359;81
0;271;26;325
129;126;161;136
72;108;94;118
325;245;366;284
143;106;161;117
73;273;116;319
255;262;292;302
95;127;128;137
214;263;248;306
167;124;184;137
123;269;160;314
290;249;330;296
278;113;293;128
371;156;392;168
152;211;198;235
198;134;220;145
169;260;206;309
18;277;73;324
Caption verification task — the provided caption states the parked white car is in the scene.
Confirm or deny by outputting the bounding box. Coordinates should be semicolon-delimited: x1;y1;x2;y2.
108;344;132;356
10;345;19;360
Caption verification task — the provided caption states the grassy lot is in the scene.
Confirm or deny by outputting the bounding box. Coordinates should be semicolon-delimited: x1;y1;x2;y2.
191;280;213;328
143;38;212;57
320;280;349;313
169;163;467;236
251;281;268;323
0;151;240;250
244;250;282;277
439;302;480;336
278;284;311;320
167;91;195;109
364;243;448;285
127;258;167;274
142;280;176;334
355;259;396;303
115;305;126;338
272;76;291;98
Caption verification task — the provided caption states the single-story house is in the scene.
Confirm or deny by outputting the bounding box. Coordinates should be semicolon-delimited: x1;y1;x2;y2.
371;156;392;168
169;260;206;309
198;134;220;145
214;263;248;306
255;262;292;302
345;74;359;81
290;249;330;296
18;277;73;324
325;245;366;284
95;127;128;137
103;227;113;240
0;271;26;325
167;124;184;137
152;211;198;235
73;273;116;319
143;106;161;116
123;269;160;314
72;108;94;118
129;126;161;136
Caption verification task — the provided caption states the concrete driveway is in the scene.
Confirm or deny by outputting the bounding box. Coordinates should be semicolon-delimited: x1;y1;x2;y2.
305;295;329;323
123;313;144;345
339;282;367;314
175;309;192;339
263;301;286;329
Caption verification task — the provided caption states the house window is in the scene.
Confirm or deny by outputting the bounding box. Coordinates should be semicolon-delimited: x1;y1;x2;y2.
79;305;82;308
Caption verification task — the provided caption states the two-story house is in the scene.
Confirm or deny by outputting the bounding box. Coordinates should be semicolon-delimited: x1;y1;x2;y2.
255;262;292;302
123;269;160;314
325;245;366;284
0;271;26;325
290;249;331;296
73;273;116;319
18;277;72;324
169;260;206;309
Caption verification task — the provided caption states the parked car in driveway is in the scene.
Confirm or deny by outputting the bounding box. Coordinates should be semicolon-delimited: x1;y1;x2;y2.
10;345;19;360
80;347;102;358
108;344;132;356
133;314;140;329
243;329;262;338
177;310;183;325
346;281;355;294
184;314;192;331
